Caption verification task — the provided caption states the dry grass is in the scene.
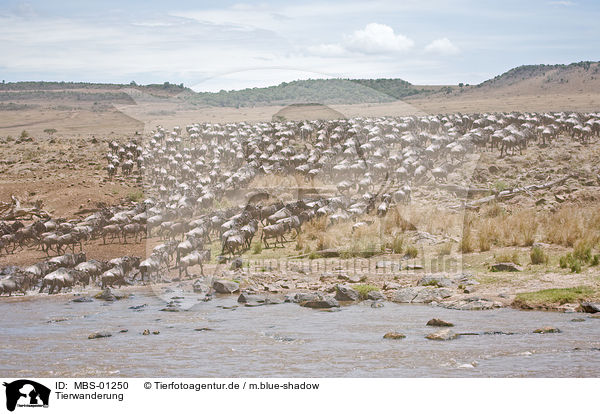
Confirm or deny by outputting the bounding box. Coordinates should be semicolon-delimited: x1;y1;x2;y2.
494;250;521;265
543;205;600;247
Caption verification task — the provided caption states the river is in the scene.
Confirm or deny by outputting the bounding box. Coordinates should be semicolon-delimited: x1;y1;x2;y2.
1;288;599;377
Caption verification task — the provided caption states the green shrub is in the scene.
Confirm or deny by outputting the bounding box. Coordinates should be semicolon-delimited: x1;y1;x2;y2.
559;254;569;268
570;259;582;273
530;246;548;265
126;190;144;202
573;241;592;263
591;254;599;266
559;252;582;273
354;284;379;300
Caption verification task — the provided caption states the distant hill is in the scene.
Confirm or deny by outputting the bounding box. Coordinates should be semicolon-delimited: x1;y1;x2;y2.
415;61;600;101
2;60;600;110
191;78;447;107
0;81;194;106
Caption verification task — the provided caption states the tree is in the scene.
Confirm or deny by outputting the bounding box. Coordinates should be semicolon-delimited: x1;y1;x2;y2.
130;80;137;86
43;128;57;136
459;82;464;87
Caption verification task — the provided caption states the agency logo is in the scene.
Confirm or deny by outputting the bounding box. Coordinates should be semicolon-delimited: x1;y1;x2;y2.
2;380;50;412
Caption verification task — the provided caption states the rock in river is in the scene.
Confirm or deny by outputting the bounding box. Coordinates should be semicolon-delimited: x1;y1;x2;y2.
383;331;406;340
213;280;240;294
580;302;600;314
285;292;320;303
392;286;453;304
94;288;116;301
72;296;93;303
301;296;340;309
425;328;459;341
334;284;359;302
367;290;386;301
426;318;454;327
533;326;561;334
88;331;112;340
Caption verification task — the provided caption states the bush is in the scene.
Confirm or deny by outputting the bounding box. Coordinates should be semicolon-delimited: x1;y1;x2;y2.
591;254;599;266
126;190;144;202
530;246;548;265
20;130;29;139
391;235;404;254
559;252;582;273
460;230;473;253
573;240;593;263
354;284;379;300
495;251;521;265
251;242;262;255
570;259;582;273
405;245;418;258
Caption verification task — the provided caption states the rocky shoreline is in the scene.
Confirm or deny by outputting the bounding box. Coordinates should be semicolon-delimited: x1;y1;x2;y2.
5;265;596;317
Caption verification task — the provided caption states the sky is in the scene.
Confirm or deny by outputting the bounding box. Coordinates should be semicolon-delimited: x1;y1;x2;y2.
0;0;599;91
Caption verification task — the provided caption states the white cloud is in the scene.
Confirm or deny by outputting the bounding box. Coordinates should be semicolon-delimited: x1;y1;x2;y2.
306;43;348;57
344;23;414;54
548;1;575;5
424;37;459;55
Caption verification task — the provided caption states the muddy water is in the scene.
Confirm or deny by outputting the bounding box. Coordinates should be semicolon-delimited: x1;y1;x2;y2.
1;289;599;377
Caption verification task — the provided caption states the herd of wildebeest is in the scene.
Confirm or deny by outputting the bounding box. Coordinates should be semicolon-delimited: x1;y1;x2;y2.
0;111;598;296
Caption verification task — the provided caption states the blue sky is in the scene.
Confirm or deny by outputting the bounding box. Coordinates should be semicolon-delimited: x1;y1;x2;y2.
1;0;598;91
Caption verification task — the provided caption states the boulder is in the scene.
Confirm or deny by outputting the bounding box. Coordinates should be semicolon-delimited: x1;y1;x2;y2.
490;263;523;272
376;261;401;271
94;288;116;301
367;290;386;301
580;302;600;313
264;297;285;305
301;296;340;309
370;301;385;308
418;274;454;288
230;257;243;270
72;296;93;303
383;331;406;340
383;282;403;291
425;328;458;341
213;280;240;294
88;331;112;339
193;280;209;293
441;297;502;310
334;285;359;302
237;292;267;303
285;292;320;303
533;326;561;334
391;287;453;304
426;318;454;327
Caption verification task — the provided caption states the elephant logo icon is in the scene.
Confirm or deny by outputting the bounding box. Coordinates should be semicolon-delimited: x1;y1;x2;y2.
3;380;50;411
